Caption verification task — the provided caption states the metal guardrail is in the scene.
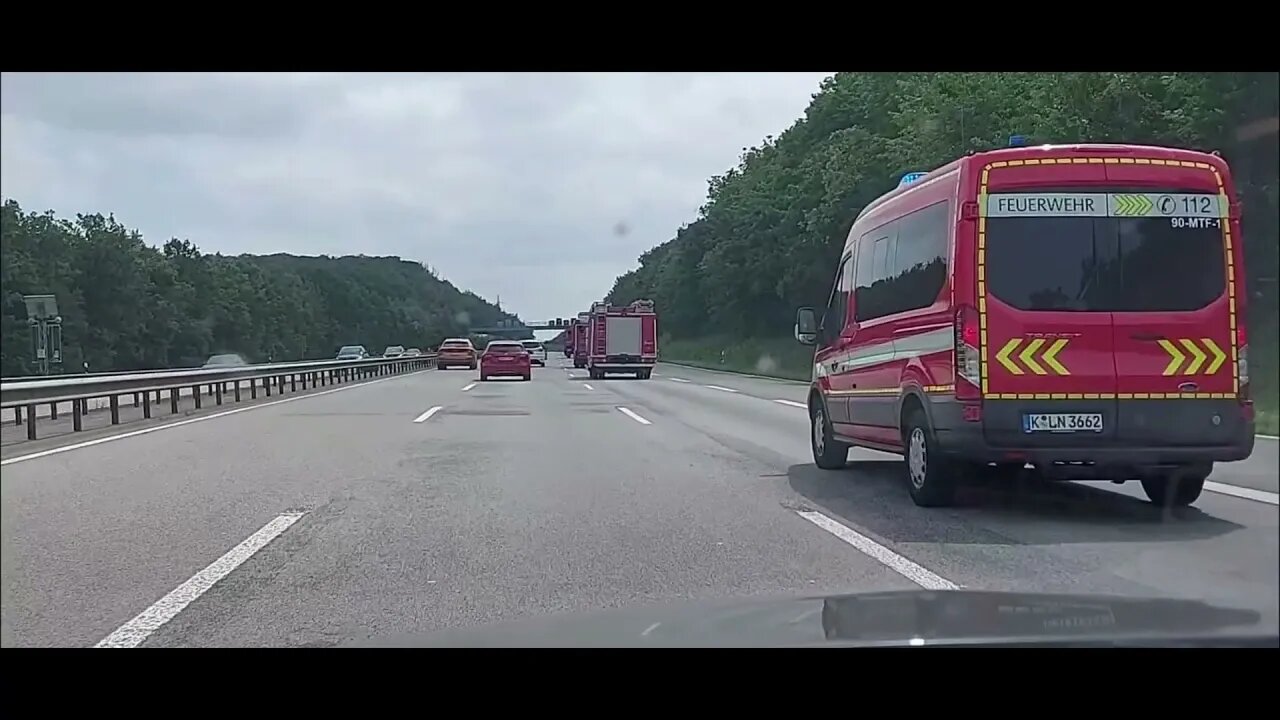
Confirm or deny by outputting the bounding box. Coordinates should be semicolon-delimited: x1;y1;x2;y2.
2;366;198;383
2;354;437;441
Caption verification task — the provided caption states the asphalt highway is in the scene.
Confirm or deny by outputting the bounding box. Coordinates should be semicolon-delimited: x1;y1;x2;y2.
2;359;1275;647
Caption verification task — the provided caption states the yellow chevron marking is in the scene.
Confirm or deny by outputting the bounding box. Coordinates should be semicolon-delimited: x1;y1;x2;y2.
1019;338;1047;375
1179;339;1206;375
1158;339;1185;375
1042;338;1070;375
1202;338;1227;375
995;338;1023;375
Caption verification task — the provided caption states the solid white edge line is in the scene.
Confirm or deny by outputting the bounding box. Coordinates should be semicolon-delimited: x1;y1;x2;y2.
1204;481;1279;505
461;382;477;392
1;368;432;466
616;407;652;425
797;510;960;591
774;399;808;409
583;383;594;390
1258;434;1279;441
705;385;739;393
669;378;691;383
413;406;444;423
95;511;306;648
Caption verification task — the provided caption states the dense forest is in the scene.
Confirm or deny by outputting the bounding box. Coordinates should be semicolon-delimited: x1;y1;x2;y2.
605;72;1278;342
0;200;512;375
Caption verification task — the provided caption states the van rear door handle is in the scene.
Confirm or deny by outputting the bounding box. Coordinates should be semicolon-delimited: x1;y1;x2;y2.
1130;333;1166;341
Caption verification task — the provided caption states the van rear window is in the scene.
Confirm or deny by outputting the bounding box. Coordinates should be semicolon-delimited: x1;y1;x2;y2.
985;216;1225;312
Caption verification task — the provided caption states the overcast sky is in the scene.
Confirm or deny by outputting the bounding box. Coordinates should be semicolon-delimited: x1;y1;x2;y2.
1;72;831;322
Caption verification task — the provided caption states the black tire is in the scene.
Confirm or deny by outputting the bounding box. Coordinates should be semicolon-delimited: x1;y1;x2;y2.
469;363;477;371
1141;465;1210;508
639;369;652;379
809;397;849;470
438;364;448;370
522;374;532;382
902;408;960;507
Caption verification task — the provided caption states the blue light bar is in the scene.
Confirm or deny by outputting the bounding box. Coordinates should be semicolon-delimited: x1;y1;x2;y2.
898;172;929;189
1008;135;1029;147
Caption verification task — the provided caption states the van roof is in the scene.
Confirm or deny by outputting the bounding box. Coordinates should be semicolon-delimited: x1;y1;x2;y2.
856;143;1226;223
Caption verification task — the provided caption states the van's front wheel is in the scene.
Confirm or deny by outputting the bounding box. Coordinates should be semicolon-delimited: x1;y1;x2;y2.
904;409;960;507
1141;465;1209;508
810;399;849;470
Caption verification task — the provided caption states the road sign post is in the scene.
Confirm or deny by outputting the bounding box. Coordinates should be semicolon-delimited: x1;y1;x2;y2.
23;294;63;376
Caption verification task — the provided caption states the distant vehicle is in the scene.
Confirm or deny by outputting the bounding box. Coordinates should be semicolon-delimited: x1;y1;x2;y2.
403;348;423;357
564;319;577;358
520;340;547;366
793;142;1254;510
438;338;478;370
585;299;658;379
480;340;531;382
383;345;406;359
572;312;590;368
202;353;248;368
335;345;368;360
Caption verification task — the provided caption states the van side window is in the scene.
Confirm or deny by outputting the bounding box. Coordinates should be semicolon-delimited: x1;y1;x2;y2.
885;201;950;315
819;255;853;346
855;231;895;322
854;201;950;322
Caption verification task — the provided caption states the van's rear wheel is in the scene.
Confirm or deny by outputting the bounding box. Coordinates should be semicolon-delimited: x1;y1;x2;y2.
1141;465;1209;508
903;408;960;507
810;399;849;470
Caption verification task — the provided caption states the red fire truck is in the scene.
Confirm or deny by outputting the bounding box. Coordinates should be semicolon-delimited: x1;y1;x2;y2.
572;312;590;369
585;300;659;379
563;319;577;358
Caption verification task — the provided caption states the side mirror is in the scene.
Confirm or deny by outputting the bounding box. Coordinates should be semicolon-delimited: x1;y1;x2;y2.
794;307;818;345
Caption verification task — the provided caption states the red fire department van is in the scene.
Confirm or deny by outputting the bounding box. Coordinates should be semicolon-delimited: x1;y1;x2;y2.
794;142;1254;509
585;300;659;379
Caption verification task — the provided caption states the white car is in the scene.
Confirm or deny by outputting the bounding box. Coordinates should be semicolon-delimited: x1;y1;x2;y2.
520;340;547;366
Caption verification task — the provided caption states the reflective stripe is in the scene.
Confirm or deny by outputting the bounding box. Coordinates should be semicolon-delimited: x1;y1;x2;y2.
814;326;953;376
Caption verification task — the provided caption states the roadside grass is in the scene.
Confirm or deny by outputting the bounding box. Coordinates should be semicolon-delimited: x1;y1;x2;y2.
660;335;812;381
1251;318;1277;436
661;331;1278;437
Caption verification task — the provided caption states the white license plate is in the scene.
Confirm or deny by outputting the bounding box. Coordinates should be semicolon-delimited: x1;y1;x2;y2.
1023;413;1104;433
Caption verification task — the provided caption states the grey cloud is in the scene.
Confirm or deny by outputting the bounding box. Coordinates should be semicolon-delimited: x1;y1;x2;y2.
0;72;344;140
0;72;831;321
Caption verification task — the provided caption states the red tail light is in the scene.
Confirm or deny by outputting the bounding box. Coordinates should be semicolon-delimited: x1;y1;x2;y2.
954;304;981;401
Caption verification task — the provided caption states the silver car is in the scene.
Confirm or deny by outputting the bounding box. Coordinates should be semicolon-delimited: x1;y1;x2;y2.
520;340;547;366
336;345;367;360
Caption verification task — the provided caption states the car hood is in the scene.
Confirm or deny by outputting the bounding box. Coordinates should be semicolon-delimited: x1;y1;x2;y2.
348;589;1271;647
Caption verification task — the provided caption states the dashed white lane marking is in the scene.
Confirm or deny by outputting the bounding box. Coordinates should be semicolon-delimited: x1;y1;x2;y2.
797;510;960;591
774;399;808;409
461;382;477;392
1;368;433;466
641;622;661;637
669;378;691;383
1205;481;1279;505
413;406;445;423
616;407;652;425
583;383;594;390
705;385;739;393
95;511;306;648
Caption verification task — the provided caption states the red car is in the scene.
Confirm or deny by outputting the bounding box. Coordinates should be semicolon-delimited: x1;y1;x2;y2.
437;338;477;370
480;340;532;381
795;141;1253;509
